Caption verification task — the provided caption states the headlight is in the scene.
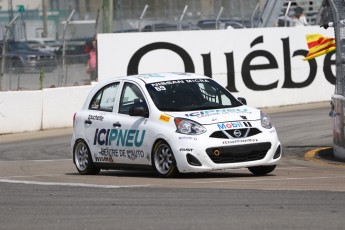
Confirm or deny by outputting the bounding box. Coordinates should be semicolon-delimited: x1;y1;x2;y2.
174;118;206;135
27;55;37;61
261;111;272;129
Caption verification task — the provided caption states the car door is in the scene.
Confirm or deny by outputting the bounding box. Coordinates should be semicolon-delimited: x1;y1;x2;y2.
108;81;151;165
84;82;120;163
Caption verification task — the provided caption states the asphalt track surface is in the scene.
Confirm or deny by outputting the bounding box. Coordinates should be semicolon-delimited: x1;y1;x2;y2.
1;102;345;230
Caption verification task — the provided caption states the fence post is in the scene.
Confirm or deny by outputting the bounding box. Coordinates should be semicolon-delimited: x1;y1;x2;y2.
329;0;345;160
215;6;223;30
102;0;113;33
179;5;188;31
0;15;18;91
59;10;75;87
138;4;149;32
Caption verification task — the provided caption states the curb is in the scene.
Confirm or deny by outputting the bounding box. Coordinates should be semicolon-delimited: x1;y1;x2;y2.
304;147;345;168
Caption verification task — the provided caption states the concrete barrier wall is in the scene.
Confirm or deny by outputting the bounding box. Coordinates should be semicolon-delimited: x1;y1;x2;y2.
42;85;92;130
0;86;92;135
0;90;43;134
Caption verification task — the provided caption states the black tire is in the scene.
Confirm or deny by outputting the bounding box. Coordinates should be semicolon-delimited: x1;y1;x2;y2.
152;140;179;178
73;140;100;175
248;165;276;176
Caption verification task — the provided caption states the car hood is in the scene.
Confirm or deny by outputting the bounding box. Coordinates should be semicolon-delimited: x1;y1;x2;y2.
164;105;261;124
10;49;54;56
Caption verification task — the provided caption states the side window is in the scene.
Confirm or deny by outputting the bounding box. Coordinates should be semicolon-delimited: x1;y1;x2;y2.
119;82;147;114
89;83;119;111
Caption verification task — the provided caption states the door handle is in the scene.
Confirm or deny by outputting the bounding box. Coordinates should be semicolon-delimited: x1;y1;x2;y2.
113;122;121;128
85;120;92;125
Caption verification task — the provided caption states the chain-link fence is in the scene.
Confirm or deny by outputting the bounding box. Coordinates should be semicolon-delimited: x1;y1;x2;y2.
0;16;94;91
2;59;90;91
0;1;264;40
327;0;345;160
328;0;345;96
0;54;91;91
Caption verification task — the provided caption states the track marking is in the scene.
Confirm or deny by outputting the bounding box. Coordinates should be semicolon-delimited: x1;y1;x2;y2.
0;179;150;189
0;159;70;163
275;166;308;170
0;174;59;179
193;175;345;184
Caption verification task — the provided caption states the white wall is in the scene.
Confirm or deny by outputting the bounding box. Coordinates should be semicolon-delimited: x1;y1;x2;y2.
42;86;92;129
0;27;336;134
0;86;92;134
0;90;43;134
98;26;336;108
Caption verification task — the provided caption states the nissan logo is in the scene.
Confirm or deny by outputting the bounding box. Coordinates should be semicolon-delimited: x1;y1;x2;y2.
233;129;242;137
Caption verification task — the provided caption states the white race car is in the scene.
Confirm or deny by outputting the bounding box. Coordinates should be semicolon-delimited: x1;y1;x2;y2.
71;72;282;177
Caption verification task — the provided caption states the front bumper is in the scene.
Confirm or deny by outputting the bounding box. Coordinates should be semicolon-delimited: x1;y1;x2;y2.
23;59;58;71
170;129;282;173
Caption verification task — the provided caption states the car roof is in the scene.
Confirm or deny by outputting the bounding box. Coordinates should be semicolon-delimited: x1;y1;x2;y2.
26;38;56;41
103;72;209;85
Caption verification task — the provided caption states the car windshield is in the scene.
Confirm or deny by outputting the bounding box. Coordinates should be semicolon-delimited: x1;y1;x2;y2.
146;78;242;112
7;41;31;50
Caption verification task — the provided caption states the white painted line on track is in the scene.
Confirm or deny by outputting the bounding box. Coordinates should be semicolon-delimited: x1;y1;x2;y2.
194;175;345;184
0;174;59;179
0;159;70;163
276;166;308;170
0;179;151;189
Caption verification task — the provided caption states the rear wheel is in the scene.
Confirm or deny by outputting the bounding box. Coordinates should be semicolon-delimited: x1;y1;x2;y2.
152;140;179;178
73;140;100;175
248;165;276;176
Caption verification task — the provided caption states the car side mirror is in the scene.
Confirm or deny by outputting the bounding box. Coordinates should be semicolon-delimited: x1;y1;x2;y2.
129;105;149;118
237;97;247;105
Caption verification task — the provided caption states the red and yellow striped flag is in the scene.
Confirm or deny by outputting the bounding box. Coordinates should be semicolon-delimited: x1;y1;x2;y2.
304;34;336;61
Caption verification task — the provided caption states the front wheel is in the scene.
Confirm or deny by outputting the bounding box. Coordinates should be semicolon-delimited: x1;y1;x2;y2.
73;140;100;175
152;141;179;178
248;165;276;176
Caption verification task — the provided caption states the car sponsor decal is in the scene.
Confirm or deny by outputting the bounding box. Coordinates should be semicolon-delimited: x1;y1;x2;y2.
127;149;145;160
93;128;146;147
94;154;114;162
159;114;171;122
222;138;258;145
97;147;145;161
185;108;251;118
88;115;104;121
150;79;209;89
178;136;198;140
217;121;252;130
179;148;193;152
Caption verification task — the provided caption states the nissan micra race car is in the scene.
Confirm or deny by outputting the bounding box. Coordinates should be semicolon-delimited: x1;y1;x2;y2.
72;72;282;177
